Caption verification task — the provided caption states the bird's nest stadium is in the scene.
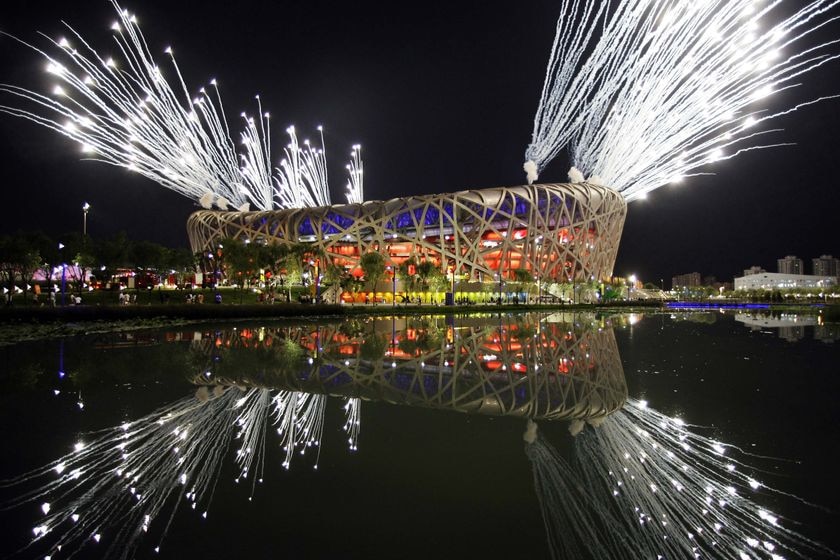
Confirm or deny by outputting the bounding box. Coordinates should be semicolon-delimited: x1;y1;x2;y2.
187;183;626;301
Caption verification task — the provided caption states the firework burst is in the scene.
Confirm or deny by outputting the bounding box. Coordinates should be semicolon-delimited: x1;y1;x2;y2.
0;1;364;211
526;0;840;200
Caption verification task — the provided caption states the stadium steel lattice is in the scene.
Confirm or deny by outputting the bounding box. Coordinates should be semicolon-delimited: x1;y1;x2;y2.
187;182;627;284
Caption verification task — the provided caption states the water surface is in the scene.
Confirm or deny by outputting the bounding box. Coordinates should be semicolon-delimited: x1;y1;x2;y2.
1;311;837;559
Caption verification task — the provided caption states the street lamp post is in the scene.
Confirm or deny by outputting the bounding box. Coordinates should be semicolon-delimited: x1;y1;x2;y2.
312;259;320;303
82;202;90;237
387;266;396;307
58;242;66;306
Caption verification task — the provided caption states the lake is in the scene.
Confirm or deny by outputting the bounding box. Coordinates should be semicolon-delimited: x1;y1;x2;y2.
1;310;838;559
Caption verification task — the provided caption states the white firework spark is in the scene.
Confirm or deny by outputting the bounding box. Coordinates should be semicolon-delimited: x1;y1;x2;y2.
526;399;835;559
345;144;364;204
525;0;840;200
0;1;339;212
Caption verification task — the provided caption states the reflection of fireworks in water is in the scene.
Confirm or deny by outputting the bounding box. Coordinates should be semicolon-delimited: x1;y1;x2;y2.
0;1;366;210
526;399;835;559
343;397;362;451
525;420;635;559
3;387;237;558
270;390;328;471
1;386;348;559
525;0;840;200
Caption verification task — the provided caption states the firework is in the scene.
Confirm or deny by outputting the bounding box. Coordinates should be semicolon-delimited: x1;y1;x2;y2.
345;144;364;205
0;1;346;211
274;126;333;209
525;0;840;200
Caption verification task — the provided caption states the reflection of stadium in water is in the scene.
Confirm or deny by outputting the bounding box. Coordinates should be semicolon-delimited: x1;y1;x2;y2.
194;313;627;421
735;312;838;343
5;313;627;560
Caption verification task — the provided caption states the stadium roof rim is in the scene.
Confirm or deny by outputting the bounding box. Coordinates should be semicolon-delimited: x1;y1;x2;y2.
194;182;620;217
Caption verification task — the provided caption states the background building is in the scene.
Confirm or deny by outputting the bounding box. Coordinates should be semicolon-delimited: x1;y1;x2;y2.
743;266;767;276
672;272;701;289
812;255;839;277
777;255;804;275
734;272;836;291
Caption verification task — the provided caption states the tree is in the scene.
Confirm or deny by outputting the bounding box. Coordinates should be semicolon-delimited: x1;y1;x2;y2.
275;243;305;299
166;248;199;286
416;260;436;292
415;260;446;302
512;268;535;301
56;231;97;295
398;257;420;292
258;243;285;289
360;252;386;294
95;232;131;288
0;233;42;304
219;237;250;285
219;237;260;302
427;268;448;303
603;285;623;302
131;240;168;271
319;258;343;302
25;231;59;288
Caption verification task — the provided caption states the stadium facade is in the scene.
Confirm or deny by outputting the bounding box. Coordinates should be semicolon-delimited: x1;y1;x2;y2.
187;183;626;289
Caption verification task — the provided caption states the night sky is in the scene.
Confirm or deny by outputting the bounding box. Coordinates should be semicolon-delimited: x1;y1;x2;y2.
1;1;839;288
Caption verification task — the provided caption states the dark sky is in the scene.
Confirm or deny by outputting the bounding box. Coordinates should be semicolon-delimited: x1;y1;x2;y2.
1;1;838;288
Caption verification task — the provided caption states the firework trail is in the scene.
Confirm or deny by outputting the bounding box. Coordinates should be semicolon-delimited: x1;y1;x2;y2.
345;144;364;205
0;1;342;211
525;0;840;200
526;399;836;559
274;125;333;209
